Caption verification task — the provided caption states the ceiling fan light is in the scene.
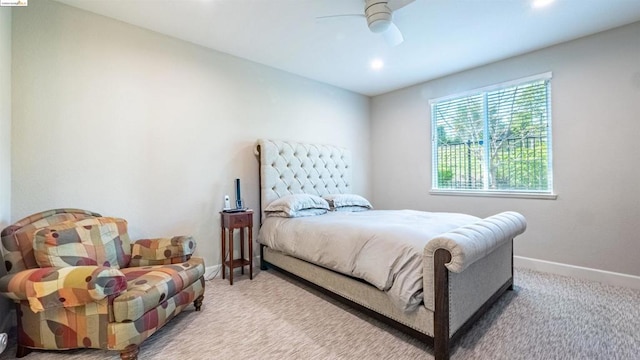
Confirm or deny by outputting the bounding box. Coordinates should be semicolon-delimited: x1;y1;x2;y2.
368;18;391;33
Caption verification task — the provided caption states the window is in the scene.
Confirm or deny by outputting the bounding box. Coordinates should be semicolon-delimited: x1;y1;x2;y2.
430;73;553;197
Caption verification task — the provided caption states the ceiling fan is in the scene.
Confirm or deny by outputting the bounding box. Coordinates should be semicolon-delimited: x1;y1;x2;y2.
318;0;417;47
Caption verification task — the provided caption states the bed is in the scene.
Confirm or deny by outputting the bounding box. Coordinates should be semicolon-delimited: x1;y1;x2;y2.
254;139;527;360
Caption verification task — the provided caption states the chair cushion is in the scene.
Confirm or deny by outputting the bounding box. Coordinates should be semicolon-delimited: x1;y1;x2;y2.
33;217;132;269
112;257;205;322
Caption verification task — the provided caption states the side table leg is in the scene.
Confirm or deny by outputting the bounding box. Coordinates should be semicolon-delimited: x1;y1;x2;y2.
240;226;246;275
249;224;253;280
221;225;226;280
228;228;234;285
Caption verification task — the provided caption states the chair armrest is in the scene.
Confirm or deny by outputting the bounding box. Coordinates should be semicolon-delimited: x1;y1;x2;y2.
424;211;527;273
0;266;127;312
130;236;196;266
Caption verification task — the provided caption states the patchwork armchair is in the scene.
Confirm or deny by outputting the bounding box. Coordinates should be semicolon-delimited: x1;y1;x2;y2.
0;209;205;360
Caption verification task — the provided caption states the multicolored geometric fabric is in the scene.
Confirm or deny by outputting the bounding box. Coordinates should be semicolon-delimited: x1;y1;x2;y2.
0;209;206;358
130;236;195;263
16;296;111;350
1;209;101;274
33;217;132;269
113;257;204;322
108;277;205;350
11;271;205;352
131;236;196;260
128;255;192;267
0;265;127;312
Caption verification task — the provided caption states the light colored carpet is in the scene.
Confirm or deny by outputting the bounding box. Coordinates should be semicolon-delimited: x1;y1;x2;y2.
1;267;639;359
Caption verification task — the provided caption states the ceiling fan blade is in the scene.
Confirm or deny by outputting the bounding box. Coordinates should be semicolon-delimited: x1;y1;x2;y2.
316;14;365;20
387;0;416;11
382;22;404;46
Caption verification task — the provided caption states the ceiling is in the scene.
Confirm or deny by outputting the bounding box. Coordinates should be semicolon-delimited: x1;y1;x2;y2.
53;0;640;97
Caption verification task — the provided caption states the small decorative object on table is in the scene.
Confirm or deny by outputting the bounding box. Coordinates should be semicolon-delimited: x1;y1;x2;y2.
220;209;253;285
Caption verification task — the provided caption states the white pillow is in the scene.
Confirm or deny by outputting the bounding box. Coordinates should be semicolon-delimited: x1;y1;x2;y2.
264;194;330;218
333;205;371;212
323;194;373;211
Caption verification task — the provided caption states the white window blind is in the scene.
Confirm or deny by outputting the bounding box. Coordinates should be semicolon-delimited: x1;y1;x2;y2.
431;73;553;195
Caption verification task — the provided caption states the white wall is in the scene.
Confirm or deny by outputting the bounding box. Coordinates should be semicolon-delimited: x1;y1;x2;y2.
11;0;370;270
371;22;640;277
0;7;12;332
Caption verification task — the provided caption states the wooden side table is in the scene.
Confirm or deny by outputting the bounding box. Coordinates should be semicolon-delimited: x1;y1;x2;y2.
220;210;253;285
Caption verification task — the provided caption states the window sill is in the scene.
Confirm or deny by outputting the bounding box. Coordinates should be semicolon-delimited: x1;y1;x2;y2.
430;189;557;200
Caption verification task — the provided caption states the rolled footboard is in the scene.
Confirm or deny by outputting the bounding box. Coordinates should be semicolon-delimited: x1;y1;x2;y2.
425;211;526;360
425;211;526;274
424;211;526;310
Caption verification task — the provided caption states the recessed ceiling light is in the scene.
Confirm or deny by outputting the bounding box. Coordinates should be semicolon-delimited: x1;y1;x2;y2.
371;59;384;70
532;0;555;8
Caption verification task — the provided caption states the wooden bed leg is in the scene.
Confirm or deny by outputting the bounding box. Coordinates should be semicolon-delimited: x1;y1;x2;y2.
434;249;452;360
260;245;268;270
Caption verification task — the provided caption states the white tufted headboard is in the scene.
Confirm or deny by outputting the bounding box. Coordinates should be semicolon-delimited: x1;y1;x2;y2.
255;139;352;220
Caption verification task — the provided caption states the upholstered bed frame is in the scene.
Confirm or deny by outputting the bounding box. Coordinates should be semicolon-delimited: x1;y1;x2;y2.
254;139;526;360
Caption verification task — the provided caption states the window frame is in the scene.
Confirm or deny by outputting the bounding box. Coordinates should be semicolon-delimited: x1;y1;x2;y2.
429;72;556;199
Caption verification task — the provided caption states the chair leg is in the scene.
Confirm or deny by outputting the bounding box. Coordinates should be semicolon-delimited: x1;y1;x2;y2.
194;295;204;311
16;344;32;358
120;344;139;360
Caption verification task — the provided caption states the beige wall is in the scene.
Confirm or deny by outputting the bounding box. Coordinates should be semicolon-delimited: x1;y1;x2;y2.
371;22;640;276
11;1;370;270
0;7;12;332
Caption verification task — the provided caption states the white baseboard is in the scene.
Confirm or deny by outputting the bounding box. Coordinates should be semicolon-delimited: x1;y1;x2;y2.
204;265;221;281
204;256;261;281
514;256;640;290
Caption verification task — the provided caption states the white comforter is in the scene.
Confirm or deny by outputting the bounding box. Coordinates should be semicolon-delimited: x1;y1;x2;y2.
258;210;479;312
